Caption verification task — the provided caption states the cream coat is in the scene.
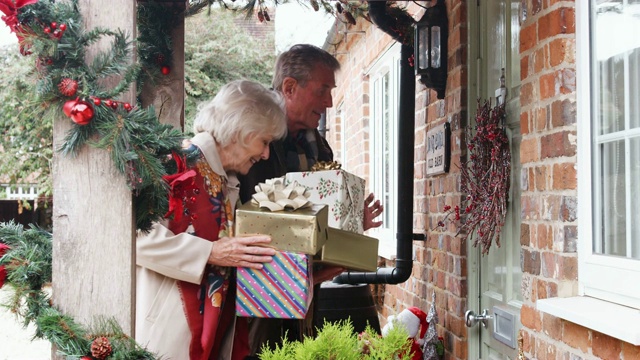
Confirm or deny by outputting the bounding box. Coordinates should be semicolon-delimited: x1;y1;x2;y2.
135;133;240;359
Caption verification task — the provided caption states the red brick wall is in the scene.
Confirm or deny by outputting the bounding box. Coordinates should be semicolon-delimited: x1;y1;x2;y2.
325;0;640;359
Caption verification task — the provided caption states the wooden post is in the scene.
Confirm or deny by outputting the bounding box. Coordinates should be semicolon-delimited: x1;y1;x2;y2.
52;0;137;339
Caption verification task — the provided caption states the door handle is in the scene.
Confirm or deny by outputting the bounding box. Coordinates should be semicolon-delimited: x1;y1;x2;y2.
465;309;493;328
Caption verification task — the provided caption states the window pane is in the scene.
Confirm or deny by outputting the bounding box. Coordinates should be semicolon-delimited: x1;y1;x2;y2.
597;56;624;135
597;140;626;257
631;47;640;129
632;137;640;258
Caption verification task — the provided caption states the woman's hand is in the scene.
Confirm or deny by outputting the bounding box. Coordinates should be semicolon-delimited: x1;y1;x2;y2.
313;265;346;285
208;235;276;269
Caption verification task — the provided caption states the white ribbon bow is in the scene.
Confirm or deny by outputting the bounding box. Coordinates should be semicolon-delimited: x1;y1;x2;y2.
251;177;311;211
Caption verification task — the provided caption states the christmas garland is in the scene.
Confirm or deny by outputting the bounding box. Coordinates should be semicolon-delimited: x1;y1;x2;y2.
1;0;185;232
435;100;511;254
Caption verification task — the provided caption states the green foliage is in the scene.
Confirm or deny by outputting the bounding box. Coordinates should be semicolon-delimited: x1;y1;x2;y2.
0;221;159;358
258;320;412;360
0;46;52;198
184;8;275;130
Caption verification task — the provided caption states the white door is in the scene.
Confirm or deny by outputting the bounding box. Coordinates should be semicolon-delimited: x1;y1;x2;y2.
466;1;523;359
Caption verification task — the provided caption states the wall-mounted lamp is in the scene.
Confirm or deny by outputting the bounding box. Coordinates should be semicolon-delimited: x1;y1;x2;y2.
414;0;448;99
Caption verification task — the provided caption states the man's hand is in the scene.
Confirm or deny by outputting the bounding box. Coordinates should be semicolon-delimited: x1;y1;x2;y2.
363;192;383;231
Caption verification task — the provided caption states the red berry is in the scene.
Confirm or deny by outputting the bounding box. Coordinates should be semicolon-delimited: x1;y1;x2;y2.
110;101;118;109
43;27;51;34
93;98;101;106
59;24;67;31
161;66;170;75
443;205;451;211
123;103;132;111
50;22;57;29
53;29;61;38
104;99;113;108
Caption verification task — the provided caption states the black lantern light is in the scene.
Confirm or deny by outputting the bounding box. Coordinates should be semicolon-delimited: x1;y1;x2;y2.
414;0;448;99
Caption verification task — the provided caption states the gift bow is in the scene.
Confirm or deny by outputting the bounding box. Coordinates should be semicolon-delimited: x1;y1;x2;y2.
310;161;342;171
0;0;38;32
251;177;311;211
163;151;197;223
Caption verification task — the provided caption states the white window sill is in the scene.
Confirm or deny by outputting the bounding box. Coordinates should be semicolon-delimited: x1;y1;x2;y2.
537;296;640;345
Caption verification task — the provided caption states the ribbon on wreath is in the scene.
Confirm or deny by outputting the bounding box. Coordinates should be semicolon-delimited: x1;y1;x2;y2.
162;151;197;224
251;177;311;211
0;0;39;55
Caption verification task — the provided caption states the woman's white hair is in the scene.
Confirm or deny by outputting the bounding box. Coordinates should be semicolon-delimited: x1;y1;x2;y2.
193;80;287;146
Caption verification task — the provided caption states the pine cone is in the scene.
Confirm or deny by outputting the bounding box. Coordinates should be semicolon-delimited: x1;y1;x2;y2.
57;78;78;97
90;336;113;359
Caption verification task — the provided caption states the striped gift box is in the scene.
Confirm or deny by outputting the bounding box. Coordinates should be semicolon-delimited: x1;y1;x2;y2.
236;251;312;319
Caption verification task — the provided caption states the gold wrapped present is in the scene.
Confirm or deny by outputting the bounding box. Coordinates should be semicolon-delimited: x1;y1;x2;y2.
316;227;379;272
235;202;329;254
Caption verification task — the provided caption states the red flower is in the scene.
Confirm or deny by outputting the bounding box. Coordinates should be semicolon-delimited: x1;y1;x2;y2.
163;152;196;224
0;242;10;289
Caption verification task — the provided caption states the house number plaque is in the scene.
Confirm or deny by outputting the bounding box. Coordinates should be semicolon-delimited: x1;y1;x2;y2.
426;122;451;176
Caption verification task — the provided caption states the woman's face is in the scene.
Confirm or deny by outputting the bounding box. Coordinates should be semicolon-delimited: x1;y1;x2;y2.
226;132;272;175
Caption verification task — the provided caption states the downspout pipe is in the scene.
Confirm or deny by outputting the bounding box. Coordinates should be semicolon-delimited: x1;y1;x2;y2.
334;1;424;285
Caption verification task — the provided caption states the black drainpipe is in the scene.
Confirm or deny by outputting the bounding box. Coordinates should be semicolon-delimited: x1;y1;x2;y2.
334;1;424;285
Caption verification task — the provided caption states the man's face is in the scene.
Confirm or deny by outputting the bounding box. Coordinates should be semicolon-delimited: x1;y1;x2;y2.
283;64;336;135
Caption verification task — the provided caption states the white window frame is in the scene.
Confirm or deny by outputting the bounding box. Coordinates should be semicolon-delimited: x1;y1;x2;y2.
367;43;401;259
577;0;640;310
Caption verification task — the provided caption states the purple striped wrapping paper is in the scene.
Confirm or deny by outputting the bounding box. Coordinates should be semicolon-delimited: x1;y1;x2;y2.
236;251;312;319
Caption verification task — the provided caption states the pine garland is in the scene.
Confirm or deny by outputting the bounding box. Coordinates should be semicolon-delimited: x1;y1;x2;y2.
10;0;185;232
0;221;158;358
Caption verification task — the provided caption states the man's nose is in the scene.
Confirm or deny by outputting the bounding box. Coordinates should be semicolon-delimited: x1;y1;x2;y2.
324;93;333;108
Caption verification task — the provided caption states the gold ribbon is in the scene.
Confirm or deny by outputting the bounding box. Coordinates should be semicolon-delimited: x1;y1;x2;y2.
310;161;341;171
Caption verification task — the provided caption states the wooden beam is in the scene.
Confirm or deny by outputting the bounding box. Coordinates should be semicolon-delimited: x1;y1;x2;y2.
52;0;137;341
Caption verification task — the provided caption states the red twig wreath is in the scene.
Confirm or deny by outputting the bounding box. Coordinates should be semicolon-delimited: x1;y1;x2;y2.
436;99;511;254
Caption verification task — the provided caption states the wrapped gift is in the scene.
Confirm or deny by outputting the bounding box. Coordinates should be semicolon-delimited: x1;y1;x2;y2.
235;178;329;254
236;251;312;319
316;227;379;272
285;165;366;234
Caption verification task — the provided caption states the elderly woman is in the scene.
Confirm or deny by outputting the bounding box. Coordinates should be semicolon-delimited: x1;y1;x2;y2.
135;80;287;360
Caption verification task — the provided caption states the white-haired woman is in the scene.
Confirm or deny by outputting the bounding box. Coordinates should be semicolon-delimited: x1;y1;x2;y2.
135;80;287;360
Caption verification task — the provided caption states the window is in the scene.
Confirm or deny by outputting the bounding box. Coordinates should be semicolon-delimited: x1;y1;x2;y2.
368;44;400;258
578;0;640;309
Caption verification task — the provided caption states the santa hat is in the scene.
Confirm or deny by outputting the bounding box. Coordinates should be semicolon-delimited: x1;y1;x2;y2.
406;307;428;340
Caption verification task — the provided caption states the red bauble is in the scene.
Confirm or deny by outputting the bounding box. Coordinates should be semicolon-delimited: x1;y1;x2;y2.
63;98;78;117
58;78;78;97
59;23;67;31
110;100;118;109
68;100;94;125
93;97;101;106
50;22;57;29
123;102;132;111
161;66;170;75
104;99;113;108
43;27;51;34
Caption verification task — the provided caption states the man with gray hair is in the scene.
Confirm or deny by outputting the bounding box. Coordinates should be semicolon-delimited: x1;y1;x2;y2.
238;44;383;358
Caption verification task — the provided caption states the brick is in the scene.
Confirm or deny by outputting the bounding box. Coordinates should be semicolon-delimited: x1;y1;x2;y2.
521;223;531;247
592;331;622;360
560;195;577;221
563;225;577;253
552;162;577;190
539;8;576;40
534;47;546;74
535;165;548;191
521;81;536;107
551;99;577;129
521;305;542;331
538;223;552;250
541;251;558;278
559;68;576;94
562;321;590;353
561;255;578;281
523;248;541;275
541;130;577;158
622;341;640;360
521;23;538;53
521;55;530;80
521;137;540;163
540;72;556;100
535;106;548;131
